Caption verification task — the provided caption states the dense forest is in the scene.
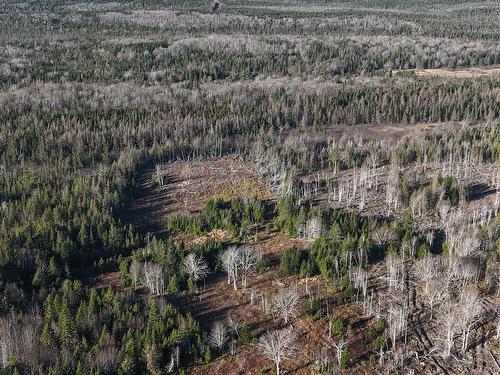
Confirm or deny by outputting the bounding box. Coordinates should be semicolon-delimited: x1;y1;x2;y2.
0;1;499;374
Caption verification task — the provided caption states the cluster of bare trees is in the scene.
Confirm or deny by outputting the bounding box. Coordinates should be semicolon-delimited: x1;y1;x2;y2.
219;246;261;290
433;287;484;357
443;206;496;256
93;335;120;374
411;233;497;361
372;226;399;249
129;253;210;295
354;228;497;370
414;255;489;357
298;216;323;240
0;312;41;369
385;164;401;215
254;141;293;196
376;253;411;359
141;262;166;295
130;252;210;295
208;321;228;352
255;122;499;243
248;126;499;370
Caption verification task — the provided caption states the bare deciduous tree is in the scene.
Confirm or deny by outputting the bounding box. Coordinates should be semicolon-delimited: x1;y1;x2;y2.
437;300;459;357
414;253;439;294
208;321;228;351
219;246;240;290
184;253;209;286
386;165;401;214
456;257;482;291
372;226;398;248
299;216;323;240
385;254;405;292
94;336;119;374
258;328;297;375
0;312;42;369
0;315;15;368
272;287;300;324
143;262;165;295
350;267;368;305
333;337;348;367
226;314;241;339
238;246;261;288
129;260;142;288
421;279;447;319
386;298;409;349
458;287;482;353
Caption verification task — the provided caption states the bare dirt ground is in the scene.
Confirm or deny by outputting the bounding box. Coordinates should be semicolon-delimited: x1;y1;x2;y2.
121;158;273;238
92;271;128;291
414;67;500;78
250;228;308;257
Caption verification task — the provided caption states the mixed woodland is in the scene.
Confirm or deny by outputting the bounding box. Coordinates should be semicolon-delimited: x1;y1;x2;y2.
0;1;499;374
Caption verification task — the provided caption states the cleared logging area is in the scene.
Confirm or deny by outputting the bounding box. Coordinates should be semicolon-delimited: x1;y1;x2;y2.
394;67;500;78
121;159;273;237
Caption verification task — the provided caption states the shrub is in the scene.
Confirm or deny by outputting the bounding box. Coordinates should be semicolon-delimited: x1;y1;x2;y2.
204;346;212;363
307;297;323;321
374;334;386;350
375;317;386;333
416;243;429;258
166;215;203;235
340;347;350;368
238;323;252;345
280;246;301;274
330;316;347;336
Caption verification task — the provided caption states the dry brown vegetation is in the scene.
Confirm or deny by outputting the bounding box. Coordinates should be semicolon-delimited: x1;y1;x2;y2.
399;67;500;78
121;159;273;237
